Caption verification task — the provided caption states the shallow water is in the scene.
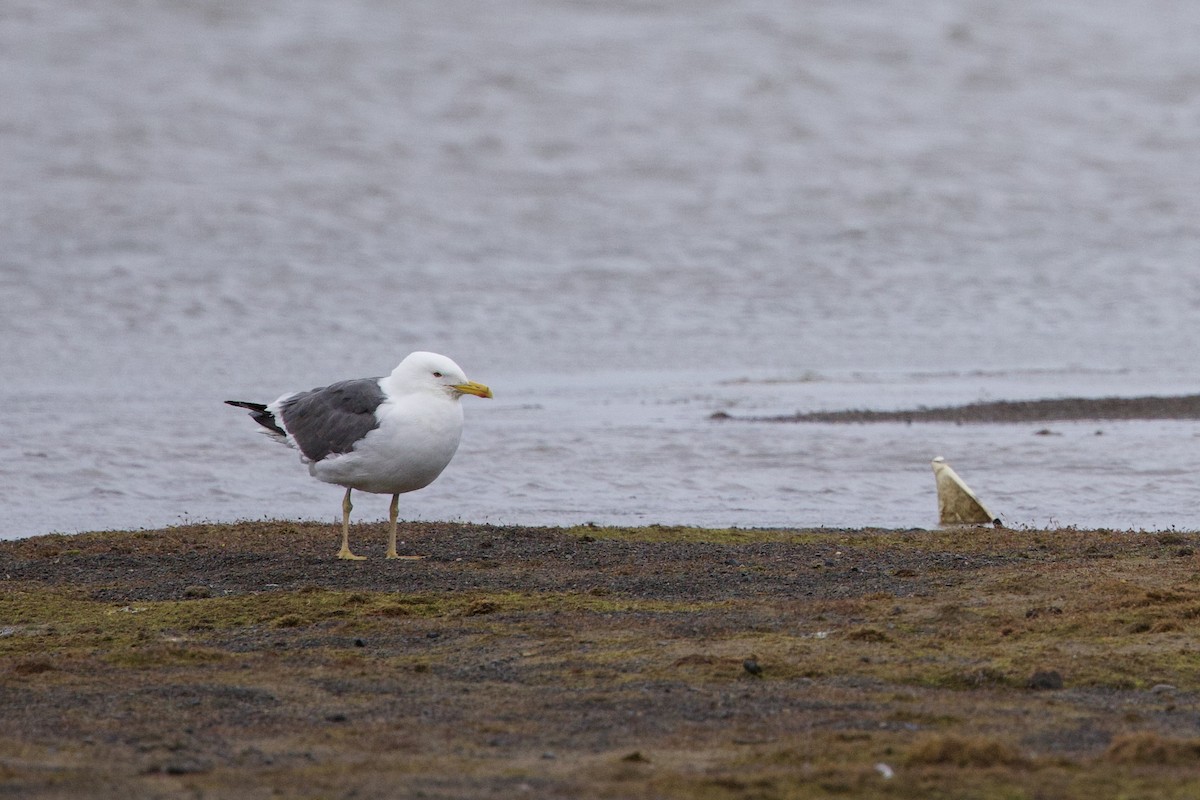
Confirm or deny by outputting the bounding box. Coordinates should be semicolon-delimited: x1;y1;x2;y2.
4;1;1200;537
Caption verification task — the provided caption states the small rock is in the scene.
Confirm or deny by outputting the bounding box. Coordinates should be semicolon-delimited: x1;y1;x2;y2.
1027;670;1064;690
743;658;763;676
161;758;211;775
1151;683;1178;695
874;762;895;780
621;751;650;763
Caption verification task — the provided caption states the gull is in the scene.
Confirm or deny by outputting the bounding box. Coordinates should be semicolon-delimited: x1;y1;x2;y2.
227;352;492;559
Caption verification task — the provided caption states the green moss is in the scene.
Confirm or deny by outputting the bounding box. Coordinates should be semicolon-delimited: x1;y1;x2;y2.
566;524;806;544
108;643;228;668
0;587;724;667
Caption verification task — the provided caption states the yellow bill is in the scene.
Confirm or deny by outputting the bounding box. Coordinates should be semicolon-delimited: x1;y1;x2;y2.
453;381;493;399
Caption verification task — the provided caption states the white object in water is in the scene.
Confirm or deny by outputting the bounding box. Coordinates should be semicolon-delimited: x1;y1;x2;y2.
931;456;1001;526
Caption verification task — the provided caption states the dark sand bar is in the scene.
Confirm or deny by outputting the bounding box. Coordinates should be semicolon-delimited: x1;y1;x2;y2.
714;394;1200;424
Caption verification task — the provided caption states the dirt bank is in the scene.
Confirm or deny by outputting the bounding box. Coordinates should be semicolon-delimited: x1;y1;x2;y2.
3;522;1200;798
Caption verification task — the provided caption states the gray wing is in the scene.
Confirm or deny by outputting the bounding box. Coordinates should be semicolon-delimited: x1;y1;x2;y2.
277;378;386;462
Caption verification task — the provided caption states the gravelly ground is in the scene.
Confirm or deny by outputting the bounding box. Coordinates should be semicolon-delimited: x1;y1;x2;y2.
3;522;1200;798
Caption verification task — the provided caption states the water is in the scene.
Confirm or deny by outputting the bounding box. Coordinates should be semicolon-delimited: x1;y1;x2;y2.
4;1;1200;538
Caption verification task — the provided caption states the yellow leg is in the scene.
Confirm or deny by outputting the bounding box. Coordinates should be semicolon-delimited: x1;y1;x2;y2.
386;493;400;559
337;488;366;560
385;493;425;561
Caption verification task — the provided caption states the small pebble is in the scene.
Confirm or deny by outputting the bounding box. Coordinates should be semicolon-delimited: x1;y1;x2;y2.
1027;670;1064;690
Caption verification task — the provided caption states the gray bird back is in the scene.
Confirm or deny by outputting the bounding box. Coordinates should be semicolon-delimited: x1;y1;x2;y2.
278;378;386;462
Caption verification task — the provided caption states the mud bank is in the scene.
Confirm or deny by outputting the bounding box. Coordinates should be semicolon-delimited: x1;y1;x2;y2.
713;393;1200;425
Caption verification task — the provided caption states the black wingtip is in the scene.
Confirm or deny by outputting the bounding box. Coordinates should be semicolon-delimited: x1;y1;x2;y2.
226;400;286;437
225;400;268;411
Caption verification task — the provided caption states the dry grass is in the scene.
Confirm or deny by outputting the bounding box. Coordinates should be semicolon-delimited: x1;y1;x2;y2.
1103;733;1200;764
907;735;1030;768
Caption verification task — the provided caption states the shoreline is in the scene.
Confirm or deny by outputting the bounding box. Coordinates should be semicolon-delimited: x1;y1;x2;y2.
4;521;1200;798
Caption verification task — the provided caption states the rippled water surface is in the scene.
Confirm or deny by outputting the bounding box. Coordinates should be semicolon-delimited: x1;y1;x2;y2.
5;1;1200;537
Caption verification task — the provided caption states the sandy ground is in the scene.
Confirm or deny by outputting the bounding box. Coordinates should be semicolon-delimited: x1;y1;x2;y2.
4;521;1200;799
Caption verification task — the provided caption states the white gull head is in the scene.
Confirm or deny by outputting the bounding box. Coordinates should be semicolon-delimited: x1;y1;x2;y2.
386;351;494;400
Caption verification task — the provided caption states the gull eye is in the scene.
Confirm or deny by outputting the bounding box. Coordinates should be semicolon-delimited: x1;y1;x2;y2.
433;371;443;378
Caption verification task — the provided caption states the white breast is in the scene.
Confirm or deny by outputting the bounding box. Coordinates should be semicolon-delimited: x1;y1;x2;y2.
308;392;465;495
